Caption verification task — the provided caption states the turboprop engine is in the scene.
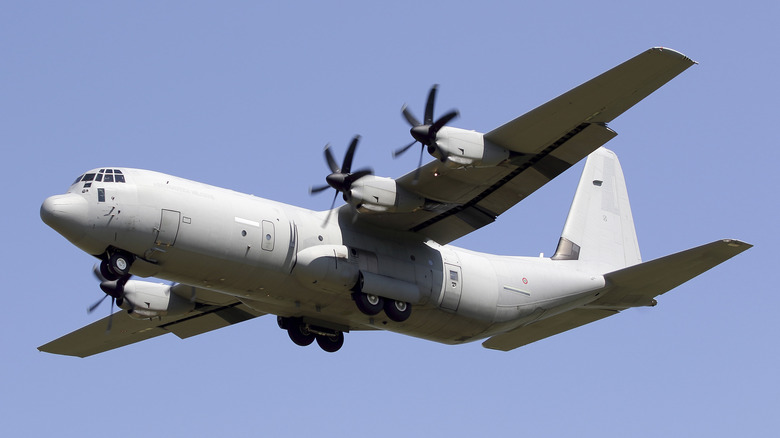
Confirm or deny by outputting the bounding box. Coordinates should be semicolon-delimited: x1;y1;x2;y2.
349;175;425;213
119;281;195;320
432;127;510;169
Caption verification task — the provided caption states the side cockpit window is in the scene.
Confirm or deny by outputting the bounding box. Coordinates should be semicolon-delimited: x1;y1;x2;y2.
81;173;96;188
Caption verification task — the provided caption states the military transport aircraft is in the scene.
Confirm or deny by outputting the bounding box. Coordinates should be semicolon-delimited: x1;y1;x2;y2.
39;47;751;357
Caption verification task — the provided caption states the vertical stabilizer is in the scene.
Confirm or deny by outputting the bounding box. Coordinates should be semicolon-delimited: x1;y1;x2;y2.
552;147;641;270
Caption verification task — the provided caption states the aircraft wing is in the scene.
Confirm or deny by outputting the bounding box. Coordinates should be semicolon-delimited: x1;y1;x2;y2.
358;48;695;244
482;239;752;351
38;285;265;358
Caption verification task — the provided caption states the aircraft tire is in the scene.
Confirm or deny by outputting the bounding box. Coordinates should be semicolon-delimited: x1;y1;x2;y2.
353;292;384;316
109;252;133;277
316;332;344;353
384;300;411;322
287;323;315;346
99;259;120;281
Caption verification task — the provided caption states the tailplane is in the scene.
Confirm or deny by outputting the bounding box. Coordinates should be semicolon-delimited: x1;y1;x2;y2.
553;147;641;270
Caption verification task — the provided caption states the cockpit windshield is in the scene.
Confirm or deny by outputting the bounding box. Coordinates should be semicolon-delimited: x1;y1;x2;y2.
72;169;126;187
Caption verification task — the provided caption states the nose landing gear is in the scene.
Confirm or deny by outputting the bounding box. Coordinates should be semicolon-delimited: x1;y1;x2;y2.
99;249;135;281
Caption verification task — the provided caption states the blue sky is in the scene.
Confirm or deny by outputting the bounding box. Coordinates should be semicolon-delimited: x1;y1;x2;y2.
2;1;777;436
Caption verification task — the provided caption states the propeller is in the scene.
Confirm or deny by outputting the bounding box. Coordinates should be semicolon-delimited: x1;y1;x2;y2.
88;263;131;332
310;135;373;222
394;84;459;180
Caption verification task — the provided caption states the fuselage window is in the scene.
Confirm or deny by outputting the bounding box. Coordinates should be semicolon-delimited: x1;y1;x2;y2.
98;188;105;202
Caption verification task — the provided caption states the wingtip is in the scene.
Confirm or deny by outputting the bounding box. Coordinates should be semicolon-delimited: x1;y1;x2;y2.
650;46;698;65
721;239;753;249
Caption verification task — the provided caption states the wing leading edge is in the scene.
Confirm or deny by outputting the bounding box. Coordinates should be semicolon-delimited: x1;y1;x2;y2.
358;48;695;244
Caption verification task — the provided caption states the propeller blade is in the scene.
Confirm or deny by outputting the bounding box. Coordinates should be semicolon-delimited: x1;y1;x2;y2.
310;184;331;194
88;293;109;313
402;105;420;127
341;135;360;174
92;264;105;282
322;190;339;225
347;169;373;183
106;298;115;333
424;85;438;125
323;144;339;173
413;145;425;184
432;110;459;132
393;140;417;158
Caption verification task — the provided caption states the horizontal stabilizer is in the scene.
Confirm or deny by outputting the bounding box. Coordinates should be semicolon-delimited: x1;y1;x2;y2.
482;308;617;351
483;239;751;351
590;239;752;309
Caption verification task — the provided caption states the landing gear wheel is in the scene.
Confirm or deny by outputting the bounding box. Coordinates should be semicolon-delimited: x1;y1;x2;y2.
384;300;412;322
287;322;315;346
353;292;384;316
109;252;133;277
99;259;119;281
316;332;344;353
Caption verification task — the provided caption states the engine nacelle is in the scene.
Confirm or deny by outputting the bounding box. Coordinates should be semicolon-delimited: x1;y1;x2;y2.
120;280;195;319
349;175;425;213
433;127;510;168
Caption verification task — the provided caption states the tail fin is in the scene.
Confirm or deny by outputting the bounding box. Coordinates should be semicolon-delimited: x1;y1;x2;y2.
552;147;641;270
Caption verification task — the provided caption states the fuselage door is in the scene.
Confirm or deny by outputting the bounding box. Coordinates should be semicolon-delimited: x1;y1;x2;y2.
155;209;181;246
440;263;462;311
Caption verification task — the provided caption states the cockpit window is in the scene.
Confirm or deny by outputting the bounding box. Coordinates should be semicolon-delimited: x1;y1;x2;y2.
75;169;125;186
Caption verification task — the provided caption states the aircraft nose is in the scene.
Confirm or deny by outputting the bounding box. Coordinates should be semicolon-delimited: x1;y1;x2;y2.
41;194;89;242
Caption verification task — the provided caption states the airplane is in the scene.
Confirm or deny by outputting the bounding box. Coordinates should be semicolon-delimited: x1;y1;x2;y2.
38;47;751;357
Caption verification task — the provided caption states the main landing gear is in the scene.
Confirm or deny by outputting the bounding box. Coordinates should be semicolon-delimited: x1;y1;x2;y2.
352;292;412;322
278;317;345;353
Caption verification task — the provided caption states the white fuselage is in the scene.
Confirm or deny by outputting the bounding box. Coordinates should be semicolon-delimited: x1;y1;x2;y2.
42;167;606;345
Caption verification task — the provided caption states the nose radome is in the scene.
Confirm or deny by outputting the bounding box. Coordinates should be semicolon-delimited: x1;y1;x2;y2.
40;194;89;241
